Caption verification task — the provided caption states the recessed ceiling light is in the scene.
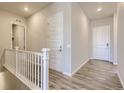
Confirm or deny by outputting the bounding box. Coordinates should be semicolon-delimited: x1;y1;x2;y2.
24;7;29;12
97;7;102;12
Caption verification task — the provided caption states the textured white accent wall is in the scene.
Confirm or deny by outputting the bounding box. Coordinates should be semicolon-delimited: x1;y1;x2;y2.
27;3;72;74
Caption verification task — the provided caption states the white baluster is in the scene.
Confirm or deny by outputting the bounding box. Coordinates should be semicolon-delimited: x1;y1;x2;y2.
15;48;18;75
38;55;39;87
35;55;37;85
31;54;33;82
28;53;29;80
20;53;22;74
30;54;32;81
30;54;31;81
24;53;25;77
31;54;34;82
40;55;43;89
27;53;28;78
22;52;23;75
25;53;27;78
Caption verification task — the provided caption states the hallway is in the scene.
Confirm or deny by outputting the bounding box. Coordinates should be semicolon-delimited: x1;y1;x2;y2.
49;60;123;90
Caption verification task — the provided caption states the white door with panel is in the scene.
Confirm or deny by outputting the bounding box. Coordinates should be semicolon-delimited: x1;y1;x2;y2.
93;25;110;61
12;24;25;50
47;12;63;72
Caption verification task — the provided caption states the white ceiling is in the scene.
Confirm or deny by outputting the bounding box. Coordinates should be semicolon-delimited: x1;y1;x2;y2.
0;2;117;19
79;2;117;20
0;2;51;18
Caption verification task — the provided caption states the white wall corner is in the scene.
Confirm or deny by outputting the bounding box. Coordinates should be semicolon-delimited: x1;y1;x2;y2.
71;58;90;76
113;12;118;66
117;71;124;88
63;58;90;77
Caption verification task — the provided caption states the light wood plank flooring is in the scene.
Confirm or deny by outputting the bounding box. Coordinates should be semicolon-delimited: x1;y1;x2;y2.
49;59;123;90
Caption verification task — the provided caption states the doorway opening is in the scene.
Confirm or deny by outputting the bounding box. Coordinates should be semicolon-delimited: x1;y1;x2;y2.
11;23;26;50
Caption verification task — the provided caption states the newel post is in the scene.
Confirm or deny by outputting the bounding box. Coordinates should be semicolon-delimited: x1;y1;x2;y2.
42;48;50;90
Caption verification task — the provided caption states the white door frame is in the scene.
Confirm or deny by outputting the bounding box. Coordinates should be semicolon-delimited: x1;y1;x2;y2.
113;13;118;65
92;25;111;62
11;22;26;50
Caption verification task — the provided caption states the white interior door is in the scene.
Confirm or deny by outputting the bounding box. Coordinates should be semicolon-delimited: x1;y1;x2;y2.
12;25;25;50
93;25;110;61
47;12;63;72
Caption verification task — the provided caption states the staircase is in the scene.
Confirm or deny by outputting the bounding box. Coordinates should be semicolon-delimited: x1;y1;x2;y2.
0;70;29;90
0;48;49;90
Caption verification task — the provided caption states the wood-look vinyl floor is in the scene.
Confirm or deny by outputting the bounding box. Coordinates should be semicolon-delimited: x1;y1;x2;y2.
49;59;123;90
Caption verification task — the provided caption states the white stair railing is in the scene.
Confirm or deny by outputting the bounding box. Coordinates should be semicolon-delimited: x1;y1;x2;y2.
4;48;49;90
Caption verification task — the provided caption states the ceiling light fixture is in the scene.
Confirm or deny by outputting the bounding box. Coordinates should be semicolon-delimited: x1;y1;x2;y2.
24;7;29;12
97;7;102;12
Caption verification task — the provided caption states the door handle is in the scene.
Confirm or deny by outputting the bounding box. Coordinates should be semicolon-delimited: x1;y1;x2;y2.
106;43;109;47
58;45;62;52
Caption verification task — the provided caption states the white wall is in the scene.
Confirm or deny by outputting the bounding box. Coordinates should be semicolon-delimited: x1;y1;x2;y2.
27;2;92;75
71;3;91;73
27;3;72;74
91;16;114;62
113;12;118;65
0;10;26;71
26;10;47;51
117;3;124;85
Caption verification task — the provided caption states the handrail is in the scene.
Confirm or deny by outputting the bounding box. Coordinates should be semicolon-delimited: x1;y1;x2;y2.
5;48;42;55
4;48;50;90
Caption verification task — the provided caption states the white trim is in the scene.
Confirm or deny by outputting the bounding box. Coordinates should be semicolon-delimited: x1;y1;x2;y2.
117;71;124;88
10;21;26;50
63;58;90;76
113;62;118;65
90;57;114;63
71;58;90;76
63;72;72;76
113;13;118;65
90;57;94;60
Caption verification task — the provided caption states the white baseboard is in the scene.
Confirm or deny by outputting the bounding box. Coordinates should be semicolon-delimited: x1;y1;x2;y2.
63;58;90;77
71;58;90;76
63;72;72;76
89;57;94;60
113;62;118;65
117;71;124;88
90;58;114;63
